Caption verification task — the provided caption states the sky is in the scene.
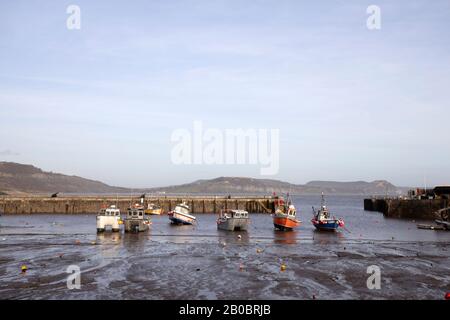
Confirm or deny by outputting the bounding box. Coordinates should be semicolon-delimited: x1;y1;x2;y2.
0;0;449;188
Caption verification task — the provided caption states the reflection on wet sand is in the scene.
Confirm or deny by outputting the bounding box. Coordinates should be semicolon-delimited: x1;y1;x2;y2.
312;229;345;244
95;232;123;259
216;229;250;245
167;222;200;243
96;231;122;244
273;230;298;244
121;231;150;253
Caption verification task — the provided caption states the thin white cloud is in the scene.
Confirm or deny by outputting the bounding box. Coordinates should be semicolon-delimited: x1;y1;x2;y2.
0;149;20;156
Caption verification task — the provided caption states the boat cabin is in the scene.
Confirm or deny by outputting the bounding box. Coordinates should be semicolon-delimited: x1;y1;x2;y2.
127;205;145;220
221;209;248;219
276;204;296;217
286;205;296;217
317;206;330;220
174;203;190;214
148;203;161;210
99;205;120;216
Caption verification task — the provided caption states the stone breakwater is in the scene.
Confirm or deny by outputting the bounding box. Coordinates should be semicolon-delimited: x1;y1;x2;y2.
0;196;276;214
364;198;449;219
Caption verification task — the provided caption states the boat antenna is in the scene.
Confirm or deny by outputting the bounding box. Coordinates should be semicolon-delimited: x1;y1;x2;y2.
321;192;325;208
423;171;427;192
130;189;133;207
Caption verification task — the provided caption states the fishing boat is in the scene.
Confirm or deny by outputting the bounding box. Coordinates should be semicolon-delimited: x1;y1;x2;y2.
217;209;249;231
168;202;196;225
272;194;301;231
124;203;151;232
145;203;163;215
311;193;345;231
96;205;122;232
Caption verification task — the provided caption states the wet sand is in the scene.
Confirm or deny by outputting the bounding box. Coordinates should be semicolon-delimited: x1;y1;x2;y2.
0;213;449;300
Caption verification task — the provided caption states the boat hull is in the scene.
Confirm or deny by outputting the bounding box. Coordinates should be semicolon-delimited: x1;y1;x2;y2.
311;219;340;231
96;216;121;232
217;218;249;231
145;208;163;215
169;212;196;225
273;216;300;231
124;219;150;232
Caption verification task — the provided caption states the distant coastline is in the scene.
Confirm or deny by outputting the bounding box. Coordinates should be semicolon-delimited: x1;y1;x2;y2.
0;162;408;196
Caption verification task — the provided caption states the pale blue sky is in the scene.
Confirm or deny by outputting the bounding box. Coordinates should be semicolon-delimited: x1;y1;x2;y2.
1;0;449;188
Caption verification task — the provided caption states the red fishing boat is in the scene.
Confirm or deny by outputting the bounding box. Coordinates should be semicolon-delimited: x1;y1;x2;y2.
272;194;301;231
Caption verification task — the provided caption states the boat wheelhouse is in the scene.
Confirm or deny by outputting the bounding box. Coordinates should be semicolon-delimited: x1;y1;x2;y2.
217;209;249;231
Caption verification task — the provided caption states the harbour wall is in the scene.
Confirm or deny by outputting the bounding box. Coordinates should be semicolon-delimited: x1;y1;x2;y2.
0;196;276;214
364;198;448;219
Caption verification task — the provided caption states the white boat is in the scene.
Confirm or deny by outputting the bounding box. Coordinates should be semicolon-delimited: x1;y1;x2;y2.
217;209;249;231
96;205;121;232
168;202;196;225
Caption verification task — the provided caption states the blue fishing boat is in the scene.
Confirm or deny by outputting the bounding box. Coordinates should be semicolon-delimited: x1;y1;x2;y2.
311;193;345;231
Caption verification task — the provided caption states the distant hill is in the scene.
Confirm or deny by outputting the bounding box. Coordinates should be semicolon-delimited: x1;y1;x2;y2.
0;162;406;196
146;176;404;196
304;180;400;195
0;162;127;194
146;177;296;194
